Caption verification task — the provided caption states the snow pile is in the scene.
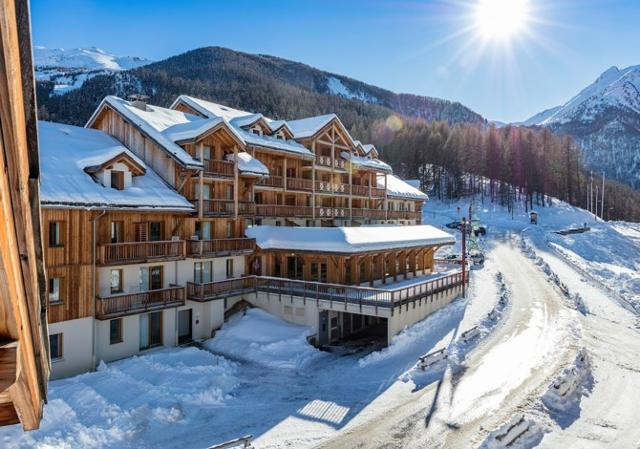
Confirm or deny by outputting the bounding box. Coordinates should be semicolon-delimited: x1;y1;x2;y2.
205;308;323;370
480;414;545;449
542;349;592;416
519;238;588;315
2;347;238;449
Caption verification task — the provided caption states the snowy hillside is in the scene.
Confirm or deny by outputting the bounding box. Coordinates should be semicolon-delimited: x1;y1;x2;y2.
522;65;640;188
35;46;151;95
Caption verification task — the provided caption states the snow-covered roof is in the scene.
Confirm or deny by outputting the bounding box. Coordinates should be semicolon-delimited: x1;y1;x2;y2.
379;174;429;200
341;151;392;173
225;152;269;177
38;121;194;211
87;96;205;169
286;114;337;139
246;225;454;254
172;95;313;158
361;144;377;155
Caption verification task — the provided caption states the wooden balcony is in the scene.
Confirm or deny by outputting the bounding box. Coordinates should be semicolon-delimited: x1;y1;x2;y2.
238;201;256;216
371;187;386;198
96;285;185;319
203;159;234;177
97;240;186;266
187;238;255;257
186;277;256;302
388;210;422;220
316;207;349;219
191;199;235;216
255;204;313;217
256;175;284;188
350;184;371;196
286;177;314;192
316;156;346;170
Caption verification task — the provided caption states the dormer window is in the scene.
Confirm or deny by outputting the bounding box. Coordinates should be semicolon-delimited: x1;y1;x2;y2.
251;127;262;135
111;170;125;190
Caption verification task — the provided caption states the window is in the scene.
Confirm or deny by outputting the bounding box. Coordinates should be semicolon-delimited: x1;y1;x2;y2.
149;222;163;242
49;221;63;247
110;269;122;294
49;333;63;360
110;319;123;345
195;221;211;240
111;170;125;190
203;145;211;161
226;259;234;279
111;221;124;243
194;261;213;283
224;185;233;200
48;277;62;303
226;221;233;238
150;266;163;290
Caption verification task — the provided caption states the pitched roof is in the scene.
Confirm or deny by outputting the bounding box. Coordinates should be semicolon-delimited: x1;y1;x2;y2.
341;151;393;173
378;174;429;200
172;95;313;158
38;121;194;211
246;225;454;254
225;152;269;177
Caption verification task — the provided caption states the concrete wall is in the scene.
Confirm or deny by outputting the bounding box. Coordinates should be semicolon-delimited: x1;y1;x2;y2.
49;317;94;379
386;285;463;343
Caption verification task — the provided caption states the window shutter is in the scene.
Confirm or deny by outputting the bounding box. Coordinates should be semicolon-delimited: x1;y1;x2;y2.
135;223;147;242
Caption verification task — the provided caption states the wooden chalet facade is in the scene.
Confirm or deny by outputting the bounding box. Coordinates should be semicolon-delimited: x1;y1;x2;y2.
0;0;49;429
39;93;462;379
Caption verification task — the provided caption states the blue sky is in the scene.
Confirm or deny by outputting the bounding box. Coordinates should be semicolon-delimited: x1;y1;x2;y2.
31;0;640;122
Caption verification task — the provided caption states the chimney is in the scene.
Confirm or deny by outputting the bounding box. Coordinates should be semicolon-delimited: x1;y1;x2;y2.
128;94;149;111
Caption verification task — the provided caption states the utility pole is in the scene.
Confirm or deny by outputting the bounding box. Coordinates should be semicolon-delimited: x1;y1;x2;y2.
601;172;605;220
461;217;467;298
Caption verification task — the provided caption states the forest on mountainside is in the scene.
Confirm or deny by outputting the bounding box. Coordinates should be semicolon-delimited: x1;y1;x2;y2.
366;118;640;222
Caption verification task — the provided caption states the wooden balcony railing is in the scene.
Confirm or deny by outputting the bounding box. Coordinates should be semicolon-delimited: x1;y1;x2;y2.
191;199;235;216
256;175;284;188
371;187;386;198
187;277;256;302
188;238;255;257
350;184;370;196
96;285;185;319
238;201;256;216
255;204;313;217
365;209;387;219
316;156;346;170
286;177;314;191
388;210;422;220
97;240;186;265
203;159;234;177
316;207;348;219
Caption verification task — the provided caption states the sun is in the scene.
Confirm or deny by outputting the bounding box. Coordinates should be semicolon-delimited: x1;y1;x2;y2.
474;0;531;41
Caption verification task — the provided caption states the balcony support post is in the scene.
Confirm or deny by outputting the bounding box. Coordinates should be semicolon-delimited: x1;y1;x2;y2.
198;143;204;219
233;145;239;220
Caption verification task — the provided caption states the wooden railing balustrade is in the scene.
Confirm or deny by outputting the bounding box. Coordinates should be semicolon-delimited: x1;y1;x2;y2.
188;238;255;257
96;285;185;319
187;277;256;301
255;204;313;217
97;240;185;265
286;177;314;191
203;159;235;177
257;175;284;188
191;199;235;216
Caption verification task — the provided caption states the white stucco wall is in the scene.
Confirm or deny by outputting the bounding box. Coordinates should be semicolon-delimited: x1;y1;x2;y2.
49;317;94;380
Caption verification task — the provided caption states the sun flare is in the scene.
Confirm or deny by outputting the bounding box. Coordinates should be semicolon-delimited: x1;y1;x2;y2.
474;0;530;41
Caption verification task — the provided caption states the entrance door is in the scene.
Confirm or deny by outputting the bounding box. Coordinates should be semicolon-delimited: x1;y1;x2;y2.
140;311;163;350
178;309;193;344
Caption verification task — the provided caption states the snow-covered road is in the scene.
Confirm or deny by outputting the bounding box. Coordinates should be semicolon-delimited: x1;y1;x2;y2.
315;239;578;448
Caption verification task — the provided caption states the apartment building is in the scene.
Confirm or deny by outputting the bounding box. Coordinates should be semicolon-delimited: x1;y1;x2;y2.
41;95;463;379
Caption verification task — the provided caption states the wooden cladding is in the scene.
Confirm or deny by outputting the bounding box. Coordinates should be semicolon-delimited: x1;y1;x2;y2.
96;285;185;320
187;238;255;257
97;240;186;266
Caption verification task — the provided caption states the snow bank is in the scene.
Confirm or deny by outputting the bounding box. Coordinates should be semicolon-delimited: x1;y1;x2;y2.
480;414;545;449
542;349;592;416
204;308;323;370
3;347;238;449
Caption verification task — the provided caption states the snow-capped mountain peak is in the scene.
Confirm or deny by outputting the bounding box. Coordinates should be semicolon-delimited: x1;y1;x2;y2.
35;46;152;95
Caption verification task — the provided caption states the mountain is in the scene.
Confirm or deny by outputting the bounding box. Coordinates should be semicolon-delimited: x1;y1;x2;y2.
523;65;640;188
34;46;152;95
35;46;485;130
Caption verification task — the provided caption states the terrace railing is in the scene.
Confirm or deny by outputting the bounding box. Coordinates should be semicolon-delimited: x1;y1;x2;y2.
187;277;256;302
96;285;185;319
187;238;255;257
97;240;185;266
203;159;235;177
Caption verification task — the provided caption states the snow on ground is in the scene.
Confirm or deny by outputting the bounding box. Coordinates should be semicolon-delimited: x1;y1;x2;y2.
204;308;323;370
